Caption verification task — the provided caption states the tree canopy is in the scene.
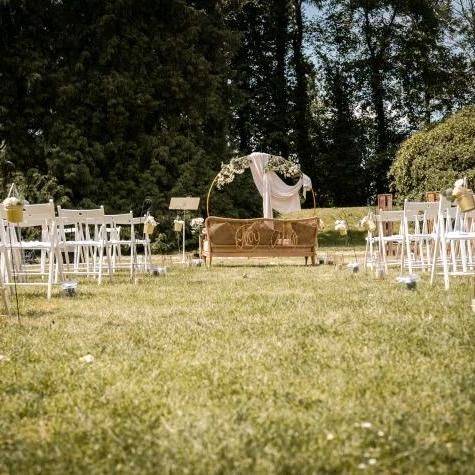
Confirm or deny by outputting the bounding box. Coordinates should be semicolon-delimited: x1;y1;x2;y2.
1;0;474;218
390;106;475;201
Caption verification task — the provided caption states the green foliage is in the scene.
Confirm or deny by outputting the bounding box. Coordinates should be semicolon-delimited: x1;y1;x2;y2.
1;0;234;217
390;107;475;201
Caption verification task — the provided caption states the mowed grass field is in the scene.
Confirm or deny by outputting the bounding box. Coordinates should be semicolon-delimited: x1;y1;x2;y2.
1;255;474;474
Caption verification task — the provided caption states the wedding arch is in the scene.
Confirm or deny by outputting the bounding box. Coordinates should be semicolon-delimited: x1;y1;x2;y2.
201;152;319;266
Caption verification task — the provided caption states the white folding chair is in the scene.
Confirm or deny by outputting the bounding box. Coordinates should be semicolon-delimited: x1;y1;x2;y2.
362;212;378;270
430;195;475;289
402;200;439;273
375;210;404;272
131;216;153;272
105;212;137;277
1;200;62;299
57;206;112;284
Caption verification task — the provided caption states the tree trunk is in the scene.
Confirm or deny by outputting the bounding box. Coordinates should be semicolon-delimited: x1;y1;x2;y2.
292;0;314;176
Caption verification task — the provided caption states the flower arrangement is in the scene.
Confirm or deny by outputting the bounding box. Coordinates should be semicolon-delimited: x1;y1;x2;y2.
216;156;252;190
3;184;26;224
215;155;301;190
359;213;376;233
334;219;348;236
442;178;475;213
190;217;204;235
263;155;301;178
143;215;157;235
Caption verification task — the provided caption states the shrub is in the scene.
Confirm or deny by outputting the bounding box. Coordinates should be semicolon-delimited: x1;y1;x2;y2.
390;107;475;201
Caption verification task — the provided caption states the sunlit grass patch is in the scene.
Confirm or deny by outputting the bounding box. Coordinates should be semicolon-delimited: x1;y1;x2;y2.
0;262;474;474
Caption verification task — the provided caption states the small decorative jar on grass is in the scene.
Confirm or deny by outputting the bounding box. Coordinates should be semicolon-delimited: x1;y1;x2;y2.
3;184;25;224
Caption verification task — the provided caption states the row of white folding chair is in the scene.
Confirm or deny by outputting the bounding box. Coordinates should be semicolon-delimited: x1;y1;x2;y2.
365;202;440;274
58;208;153;280
0;202;154;298
430;195;475;289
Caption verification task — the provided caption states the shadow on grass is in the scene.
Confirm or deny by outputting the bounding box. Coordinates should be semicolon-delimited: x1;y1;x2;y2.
209;263;316;268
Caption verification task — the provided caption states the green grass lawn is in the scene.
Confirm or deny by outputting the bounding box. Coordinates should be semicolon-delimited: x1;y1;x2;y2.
1;258;474;474
286;206;375;248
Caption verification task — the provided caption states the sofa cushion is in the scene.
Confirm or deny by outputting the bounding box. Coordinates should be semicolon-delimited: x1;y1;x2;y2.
208;222;236;245
292;222;317;245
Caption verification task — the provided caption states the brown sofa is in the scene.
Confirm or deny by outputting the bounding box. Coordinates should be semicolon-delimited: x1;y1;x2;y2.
201;216;319;266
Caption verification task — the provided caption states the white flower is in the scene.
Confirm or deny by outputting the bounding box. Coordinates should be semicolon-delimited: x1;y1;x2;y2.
0;354;11;363
454;178;465;189
326;432;335;441
359;214;376;232
190;217;204;235
452;178;468;197
79;354;95;364
357;463;367;469
3;196;24;207
360;421;372;429
190;217;204;228
334;220;348;231
368;458;377;465
377;430;385;437
144;215;157;226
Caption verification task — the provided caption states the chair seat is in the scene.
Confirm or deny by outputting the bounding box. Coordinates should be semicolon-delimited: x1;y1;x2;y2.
9;241;54;250
445;231;475;240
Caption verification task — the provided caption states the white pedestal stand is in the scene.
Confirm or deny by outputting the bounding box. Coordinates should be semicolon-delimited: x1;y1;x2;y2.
169;197;200;265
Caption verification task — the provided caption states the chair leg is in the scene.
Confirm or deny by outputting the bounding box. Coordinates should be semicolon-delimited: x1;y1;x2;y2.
105;245;113;283
47;248;55;299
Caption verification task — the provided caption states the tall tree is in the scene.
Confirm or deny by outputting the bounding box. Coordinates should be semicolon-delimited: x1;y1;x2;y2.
1;0;235;217
291;0;316;178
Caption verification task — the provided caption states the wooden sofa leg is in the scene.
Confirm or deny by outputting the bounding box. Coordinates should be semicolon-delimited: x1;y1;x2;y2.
305;256;308;266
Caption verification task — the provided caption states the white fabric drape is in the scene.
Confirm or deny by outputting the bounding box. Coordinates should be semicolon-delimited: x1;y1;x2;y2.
248;152;312;219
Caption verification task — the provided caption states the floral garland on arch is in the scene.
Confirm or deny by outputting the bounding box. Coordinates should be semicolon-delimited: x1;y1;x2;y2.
215;155;301;190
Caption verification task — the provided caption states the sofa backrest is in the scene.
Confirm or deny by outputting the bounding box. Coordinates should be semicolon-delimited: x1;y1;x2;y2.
205;216;319;248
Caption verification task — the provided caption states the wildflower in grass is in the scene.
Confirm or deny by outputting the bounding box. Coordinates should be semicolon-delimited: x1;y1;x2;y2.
326;432;335;441
360;421;372;429
368;458;377;465
377;430;385;437
0;354;10;363
79;354;95;363
357;463;367;469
